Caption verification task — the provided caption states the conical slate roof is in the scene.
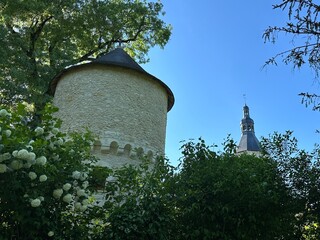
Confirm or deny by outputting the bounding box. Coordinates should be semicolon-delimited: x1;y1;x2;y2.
93;48;147;73
237;131;261;152
50;48;174;111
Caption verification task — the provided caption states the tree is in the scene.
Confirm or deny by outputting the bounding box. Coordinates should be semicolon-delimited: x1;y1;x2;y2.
263;0;320;110
260;131;320;239
173;139;296;240
0;0;171;109
96;137;319;239
89;157;177;240
263;3;320;236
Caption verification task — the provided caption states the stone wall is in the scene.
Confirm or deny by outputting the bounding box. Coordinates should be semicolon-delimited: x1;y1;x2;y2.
53;65;168;167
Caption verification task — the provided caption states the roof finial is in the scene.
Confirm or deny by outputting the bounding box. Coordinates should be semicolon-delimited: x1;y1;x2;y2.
243;94;247;106
117;39;124;49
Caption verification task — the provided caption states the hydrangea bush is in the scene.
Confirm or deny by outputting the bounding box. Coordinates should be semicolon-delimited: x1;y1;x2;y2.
0;103;96;239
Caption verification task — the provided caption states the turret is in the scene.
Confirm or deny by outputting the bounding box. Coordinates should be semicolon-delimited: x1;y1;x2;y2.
237;104;260;154
50;48;174;168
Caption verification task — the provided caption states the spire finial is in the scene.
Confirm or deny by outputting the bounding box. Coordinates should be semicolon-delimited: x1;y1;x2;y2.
119;41;122;48
243;94;247;105
117;39;124;49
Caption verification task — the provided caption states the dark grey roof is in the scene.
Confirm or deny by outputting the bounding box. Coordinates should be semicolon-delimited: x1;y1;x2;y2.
92;48;147;73
50;48;174;111
237;104;261;153
241;117;253;124
237;131;261;153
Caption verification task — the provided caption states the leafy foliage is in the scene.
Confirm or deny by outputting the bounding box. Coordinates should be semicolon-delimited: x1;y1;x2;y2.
91;157;177;240
174;139;295;240
263;0;320;110
0;0;171;108
1;118;320;239
98;136;320;240
0;103;96;239
261;131;320;239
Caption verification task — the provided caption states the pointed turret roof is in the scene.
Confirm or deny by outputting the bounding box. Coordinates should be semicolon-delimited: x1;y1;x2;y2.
93;48;146;73
237;105;260;153
50;48;174;111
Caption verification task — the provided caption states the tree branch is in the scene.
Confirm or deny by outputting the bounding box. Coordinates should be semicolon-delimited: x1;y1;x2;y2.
76;16;146;62
27;15;54;57
264;42;320;67
121;16;146;43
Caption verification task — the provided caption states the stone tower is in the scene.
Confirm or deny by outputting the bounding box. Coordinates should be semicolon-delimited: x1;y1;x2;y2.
50;48;174;168
237;104;260;155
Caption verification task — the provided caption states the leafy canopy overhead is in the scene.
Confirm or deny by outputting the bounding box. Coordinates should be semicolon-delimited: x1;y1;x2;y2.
264;0;320;110
0;0;171;107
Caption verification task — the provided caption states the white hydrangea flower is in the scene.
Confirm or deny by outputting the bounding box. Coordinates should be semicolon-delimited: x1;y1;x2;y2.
79;172;88;181
82;199;89;206
63;183;72;191
29;158;37;165
82;181;89;189
27;141;34;149
51;128;59;135
48;142;55;150
5;130;11;137
63;194;72;203
0;164;7;173
15;149;35;162
34;127;44;136
28;172;37;180
0;109;9;117
36;156;47;165
10;160;22;170
24;163;32;169
80;204;88;212
72;171;81;180
76;189;86;197
52;154;60;161
26;152;36;162
69;149;75;154
26;146;33;151
74;202;81;210
0;152;11;162
31;198;41;207
48;231;54;237
12;150;18;157
73;180;78;187
39;196;44;201
3;152;11;159
39;175;47;182
55;138;63;146
17;149;29;159
53;189;63;199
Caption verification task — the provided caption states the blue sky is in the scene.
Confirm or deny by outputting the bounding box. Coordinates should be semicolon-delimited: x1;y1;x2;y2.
143;0;320;165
